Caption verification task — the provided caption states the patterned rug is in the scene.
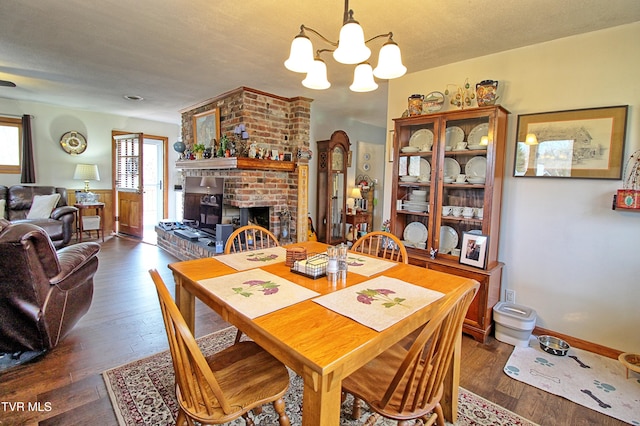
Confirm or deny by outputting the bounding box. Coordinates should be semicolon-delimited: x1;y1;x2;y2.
104;327;537;425
505;336;640;425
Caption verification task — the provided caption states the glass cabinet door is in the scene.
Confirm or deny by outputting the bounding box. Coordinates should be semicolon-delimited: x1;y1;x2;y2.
329;146;346;244
434;115;491;259
392;118;438;252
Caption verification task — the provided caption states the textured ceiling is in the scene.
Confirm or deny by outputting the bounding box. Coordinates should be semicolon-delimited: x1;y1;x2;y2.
1;0;639;128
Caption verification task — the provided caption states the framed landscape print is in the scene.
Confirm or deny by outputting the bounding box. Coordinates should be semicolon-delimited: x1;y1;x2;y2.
193;108;220;148
514;105;628;179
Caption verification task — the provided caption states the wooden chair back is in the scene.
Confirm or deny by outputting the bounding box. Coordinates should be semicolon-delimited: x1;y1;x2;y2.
350;230;408;264
343;280;479;424
149;269;233;419
224;225;279;254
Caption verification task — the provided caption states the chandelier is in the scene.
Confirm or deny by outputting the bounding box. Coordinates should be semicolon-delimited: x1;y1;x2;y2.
284;0;407;92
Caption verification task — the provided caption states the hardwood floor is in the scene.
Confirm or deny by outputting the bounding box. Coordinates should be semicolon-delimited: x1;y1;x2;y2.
0;237;626;425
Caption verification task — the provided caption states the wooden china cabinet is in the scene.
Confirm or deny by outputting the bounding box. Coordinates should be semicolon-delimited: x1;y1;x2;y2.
390;105;510;342
317;130;351;244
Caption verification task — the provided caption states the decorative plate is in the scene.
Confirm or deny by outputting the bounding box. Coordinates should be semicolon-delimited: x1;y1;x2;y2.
440;226;458;254
468;123;489;146
409;128;434;150
404;221;428;244
444;158;461;177
401;146;420;153
466;156;487;178
419;159;431;181
59;131;87;155
423;91;445;113
445;126;464;147
363;163;371;171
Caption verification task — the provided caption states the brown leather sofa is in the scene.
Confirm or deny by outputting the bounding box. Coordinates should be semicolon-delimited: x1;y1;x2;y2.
0;185;78;248
0;219;99;357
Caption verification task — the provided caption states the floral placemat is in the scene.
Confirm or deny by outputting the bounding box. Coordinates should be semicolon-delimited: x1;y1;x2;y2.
198;268;319;319
313;276;444;331
345;253;399;277
214;247;287;271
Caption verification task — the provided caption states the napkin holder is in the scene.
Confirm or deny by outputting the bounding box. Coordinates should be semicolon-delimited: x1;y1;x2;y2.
291;253;327;279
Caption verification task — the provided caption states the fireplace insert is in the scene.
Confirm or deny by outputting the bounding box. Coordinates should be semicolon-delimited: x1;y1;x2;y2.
183;177;224;233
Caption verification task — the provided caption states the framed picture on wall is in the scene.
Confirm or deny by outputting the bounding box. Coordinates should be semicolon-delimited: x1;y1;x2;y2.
283;152;293;162
193;108;220;148
514;105;628;179
459;232;489;269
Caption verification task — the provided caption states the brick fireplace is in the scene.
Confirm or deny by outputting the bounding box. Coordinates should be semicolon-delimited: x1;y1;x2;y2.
164;87;311;256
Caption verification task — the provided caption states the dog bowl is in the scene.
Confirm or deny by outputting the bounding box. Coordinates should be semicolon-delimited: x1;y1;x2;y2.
538;335;570;356
619;353;640;379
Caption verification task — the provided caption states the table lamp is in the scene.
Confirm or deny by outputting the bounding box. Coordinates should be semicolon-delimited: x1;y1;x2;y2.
74;164;100;192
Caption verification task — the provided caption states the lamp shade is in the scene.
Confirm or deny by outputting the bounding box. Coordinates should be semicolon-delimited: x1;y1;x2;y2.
74;164;100;192
350;62;378;92
302;58;331;90
284;33;314;73
525;133;539;145
350;187;362;199
200;176;219;188
333;21;371;65
373;39;407;79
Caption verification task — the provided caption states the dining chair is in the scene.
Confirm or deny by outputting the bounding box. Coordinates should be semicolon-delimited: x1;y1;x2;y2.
149;269;291;426
224;224;280;254
342;280;479;426
350;230;409;264
224;224;280;343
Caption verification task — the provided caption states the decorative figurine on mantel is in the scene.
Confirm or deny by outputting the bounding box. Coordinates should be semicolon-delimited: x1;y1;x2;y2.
217;135;230;157
249;141;258;159
234;124;250;157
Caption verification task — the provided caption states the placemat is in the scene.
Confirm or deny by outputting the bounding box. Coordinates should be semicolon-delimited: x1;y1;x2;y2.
214;247;287;271
345;253;398;277
313;276;444;331
198;268;319;319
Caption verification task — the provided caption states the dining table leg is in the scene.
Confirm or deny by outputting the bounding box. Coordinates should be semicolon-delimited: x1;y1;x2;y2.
172;273;196;332
301;366;343;426
442;332;461;423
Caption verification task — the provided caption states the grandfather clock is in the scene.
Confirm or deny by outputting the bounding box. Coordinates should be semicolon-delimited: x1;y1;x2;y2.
316;130;350;244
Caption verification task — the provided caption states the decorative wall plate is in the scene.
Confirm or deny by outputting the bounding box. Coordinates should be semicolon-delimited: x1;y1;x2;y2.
60;131;87;155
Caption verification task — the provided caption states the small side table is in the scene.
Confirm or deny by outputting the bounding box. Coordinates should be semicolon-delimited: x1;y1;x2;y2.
346;211;371;231
75;203;105;242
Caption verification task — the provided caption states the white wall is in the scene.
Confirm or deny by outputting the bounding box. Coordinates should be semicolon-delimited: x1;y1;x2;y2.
0;99;180;212
385;23;640;352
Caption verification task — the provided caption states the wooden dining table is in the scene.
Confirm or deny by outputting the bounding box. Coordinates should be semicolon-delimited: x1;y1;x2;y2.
168;241;477;426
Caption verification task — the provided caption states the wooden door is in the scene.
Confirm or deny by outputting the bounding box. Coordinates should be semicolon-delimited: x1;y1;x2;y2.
113;133;144;238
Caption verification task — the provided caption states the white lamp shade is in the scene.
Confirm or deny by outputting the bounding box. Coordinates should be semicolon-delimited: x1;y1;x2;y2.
350;187;362;199
284;34;314;73
74;164;100;181
333;22;371;65
302;58;331;90
525;133;539;145
480;136;489;146
349;62;378;92
373;40;407;79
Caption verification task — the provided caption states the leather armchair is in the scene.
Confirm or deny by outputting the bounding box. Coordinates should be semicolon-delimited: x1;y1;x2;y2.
0;219;100;355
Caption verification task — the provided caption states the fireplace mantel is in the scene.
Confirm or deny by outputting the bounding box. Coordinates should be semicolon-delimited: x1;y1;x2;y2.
175;157;296;172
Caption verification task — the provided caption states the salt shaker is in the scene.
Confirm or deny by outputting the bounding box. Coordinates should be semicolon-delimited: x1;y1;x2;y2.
337;243;348;284
326;246;338;285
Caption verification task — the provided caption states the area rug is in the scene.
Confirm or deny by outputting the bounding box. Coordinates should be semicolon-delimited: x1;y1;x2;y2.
104;327;537;425
505;336;640;425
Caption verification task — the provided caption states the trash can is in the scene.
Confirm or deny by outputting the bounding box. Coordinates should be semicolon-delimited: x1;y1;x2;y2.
493;302;537;347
